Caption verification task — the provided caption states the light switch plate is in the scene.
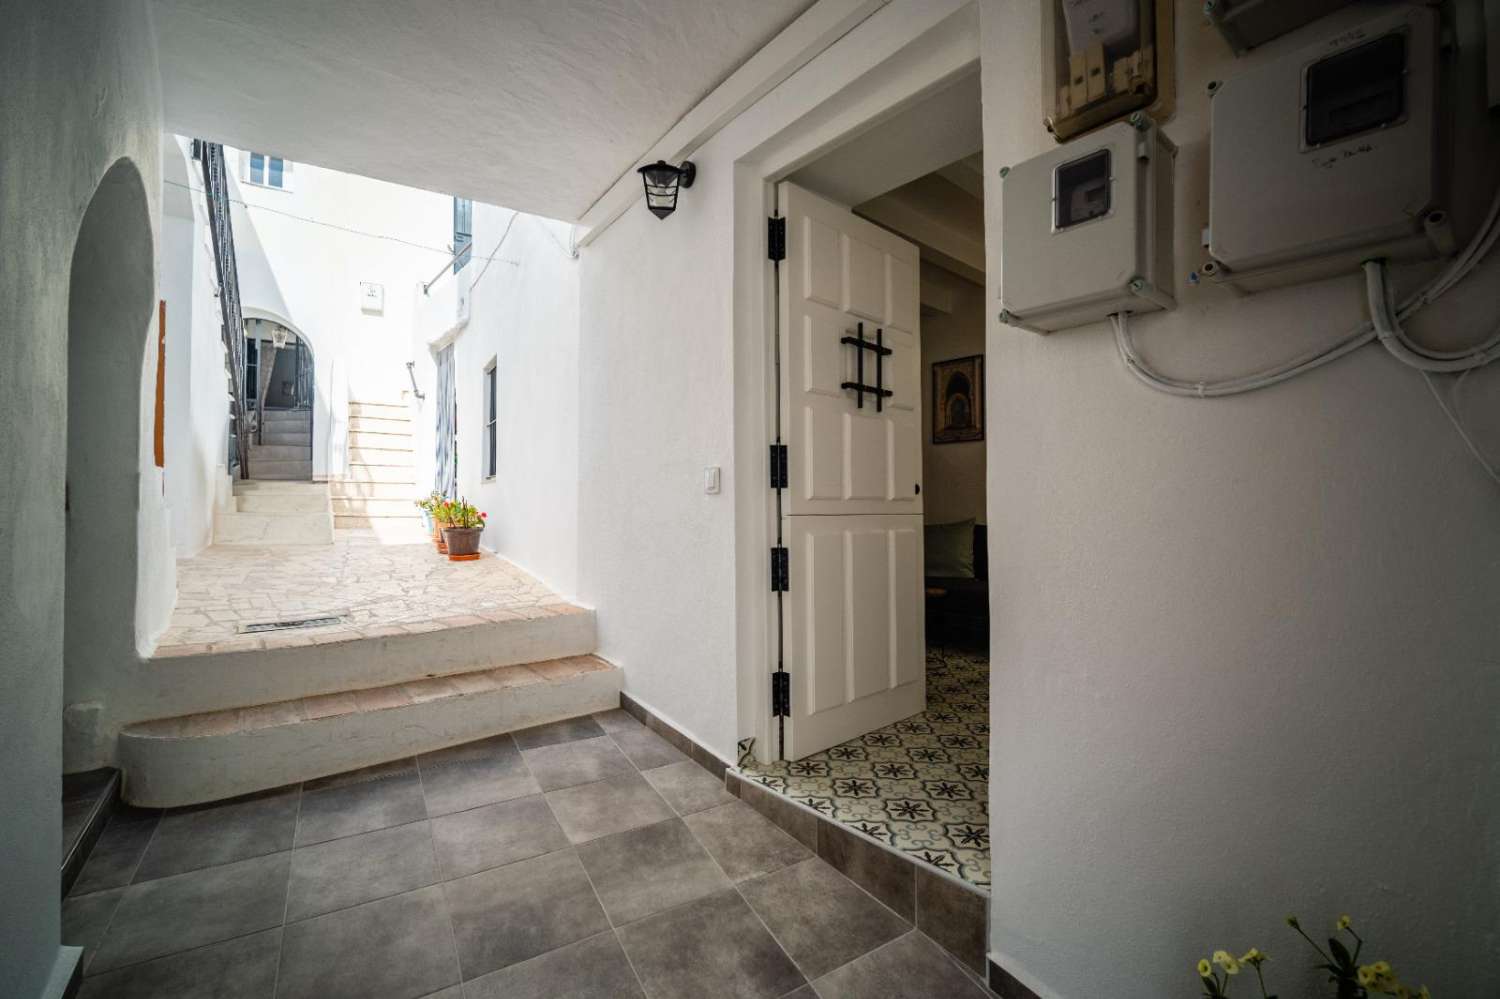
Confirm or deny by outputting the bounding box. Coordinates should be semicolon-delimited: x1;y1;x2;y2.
704;466;721;495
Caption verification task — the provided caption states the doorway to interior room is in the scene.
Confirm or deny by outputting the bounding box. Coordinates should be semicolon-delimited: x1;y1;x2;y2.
739;67;991;889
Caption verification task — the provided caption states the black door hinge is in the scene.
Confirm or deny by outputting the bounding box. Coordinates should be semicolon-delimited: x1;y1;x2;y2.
769;444;788;490
770;546;789;592
767;216;786;262
771;671;790;717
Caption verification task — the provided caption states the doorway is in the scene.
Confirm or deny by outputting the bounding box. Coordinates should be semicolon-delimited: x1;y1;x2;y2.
738;68;991;888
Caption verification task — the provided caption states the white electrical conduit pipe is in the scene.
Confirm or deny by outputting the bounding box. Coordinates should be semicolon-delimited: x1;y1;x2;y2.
1365;258;1500;372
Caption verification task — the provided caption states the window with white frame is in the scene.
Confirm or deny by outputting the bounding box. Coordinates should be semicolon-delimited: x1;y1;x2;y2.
246;151;292;190
453;197;473;273
483;360;497;479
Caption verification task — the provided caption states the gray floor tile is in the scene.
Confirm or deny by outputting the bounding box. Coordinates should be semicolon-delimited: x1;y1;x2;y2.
811;930;991;998
70;809;160;895
740;858;911;980
463;930;645;999
90;851;290;973
817;820;915;921
304;757;415;792
63;798;94;855
577;818;730;925
417;735;540;817
429;794;567;880
78;927;281;999
511;714;606;750
545;771;675;843
62;887;124;973
591;708;644;735
683;800;812;881
617;888;805;999
442;848;610;978
780;987;819;999
277;885;460;999
521;735;634;791
294;769;426;846
286;820;437;921
914;865;987;974
133;787;299;882
608;723;689;770
643;760;736;815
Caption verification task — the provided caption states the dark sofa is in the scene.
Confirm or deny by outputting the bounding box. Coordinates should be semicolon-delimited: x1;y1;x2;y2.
925;522;988;645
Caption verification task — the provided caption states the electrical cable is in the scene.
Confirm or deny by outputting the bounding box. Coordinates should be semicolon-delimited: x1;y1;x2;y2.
1421;370;1500;485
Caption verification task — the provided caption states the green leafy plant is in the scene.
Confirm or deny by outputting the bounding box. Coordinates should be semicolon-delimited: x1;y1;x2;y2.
414;491;446;518
1193;916;1430;999
440;497;486;530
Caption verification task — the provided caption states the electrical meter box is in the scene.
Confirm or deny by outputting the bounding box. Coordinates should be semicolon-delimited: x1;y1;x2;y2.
999;116;1176;333
1207;5;1444;291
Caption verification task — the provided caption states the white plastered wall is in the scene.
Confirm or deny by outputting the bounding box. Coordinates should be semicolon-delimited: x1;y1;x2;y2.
978;2;1500;997
447;207;583;597
0;2;165;996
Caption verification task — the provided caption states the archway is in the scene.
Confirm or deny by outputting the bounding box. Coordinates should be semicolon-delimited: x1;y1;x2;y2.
62;158;154;867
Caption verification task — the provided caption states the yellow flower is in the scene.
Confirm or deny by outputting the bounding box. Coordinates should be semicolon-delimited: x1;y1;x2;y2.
1197;958;1213;978
1358;966;1379;987
1213;950;1241;975
1373;961;1392;976
1418;987;1431;999
1337;914;1352;931
1240;948;1268;966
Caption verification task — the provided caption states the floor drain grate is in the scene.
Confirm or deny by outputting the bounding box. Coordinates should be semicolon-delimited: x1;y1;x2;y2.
240;615;343;635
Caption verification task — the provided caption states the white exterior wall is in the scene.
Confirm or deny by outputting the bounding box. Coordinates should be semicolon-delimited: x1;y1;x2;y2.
225;148;454;479
978;2;1500;997
0;2;164;995
445;206;582;597
160;136;231;557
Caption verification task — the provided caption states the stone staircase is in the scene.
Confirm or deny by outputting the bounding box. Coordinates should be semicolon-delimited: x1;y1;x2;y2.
247;407;313;480
214;480;334;545
331;400;426;540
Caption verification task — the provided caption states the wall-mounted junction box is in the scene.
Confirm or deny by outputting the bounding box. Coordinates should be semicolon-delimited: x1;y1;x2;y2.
1043;0;1176;141
1206;5;1445;293
999;116;1176;333
1204;0;1357;55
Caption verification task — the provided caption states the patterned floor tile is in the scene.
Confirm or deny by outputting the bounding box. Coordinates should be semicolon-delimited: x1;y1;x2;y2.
737;649;990;887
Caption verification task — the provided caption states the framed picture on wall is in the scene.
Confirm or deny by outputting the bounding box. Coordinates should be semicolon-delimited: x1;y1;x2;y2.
932;354;984;444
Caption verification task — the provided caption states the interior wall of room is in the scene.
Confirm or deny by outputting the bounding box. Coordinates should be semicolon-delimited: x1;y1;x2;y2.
919;260;987;526
978;2;1500;997
449;207;582;597
0;2;165;995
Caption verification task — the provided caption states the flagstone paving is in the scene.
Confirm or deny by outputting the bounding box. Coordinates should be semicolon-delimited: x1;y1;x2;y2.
737;649;991;888
154;535;568;656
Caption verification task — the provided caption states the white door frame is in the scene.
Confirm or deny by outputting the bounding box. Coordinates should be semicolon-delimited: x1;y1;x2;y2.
728;3;981;764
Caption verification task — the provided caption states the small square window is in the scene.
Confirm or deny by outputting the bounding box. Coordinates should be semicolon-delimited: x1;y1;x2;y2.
249;152;264;185
1305;32;1407;147
1054;148;1112;231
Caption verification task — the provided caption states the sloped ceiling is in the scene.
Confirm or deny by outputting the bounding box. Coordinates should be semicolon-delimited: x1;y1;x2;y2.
152;0;815;220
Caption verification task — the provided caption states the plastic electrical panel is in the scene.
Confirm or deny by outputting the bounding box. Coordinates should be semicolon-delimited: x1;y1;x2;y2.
999;116;1176;333
1206;5;1445;293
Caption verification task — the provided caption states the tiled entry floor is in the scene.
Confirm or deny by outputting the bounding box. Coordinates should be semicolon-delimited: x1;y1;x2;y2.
63;709;992;998
738;648;990;887
155;538;567;655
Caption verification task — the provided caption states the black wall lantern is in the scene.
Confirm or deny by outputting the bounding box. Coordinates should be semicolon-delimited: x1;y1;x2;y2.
637;160;696;219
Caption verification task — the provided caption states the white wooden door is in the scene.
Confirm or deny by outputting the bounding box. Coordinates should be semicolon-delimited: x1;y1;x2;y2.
777;181;925;759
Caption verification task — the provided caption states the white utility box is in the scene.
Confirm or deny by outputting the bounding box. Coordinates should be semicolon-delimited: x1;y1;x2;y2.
999;116;1176;333
1207;5;1444;291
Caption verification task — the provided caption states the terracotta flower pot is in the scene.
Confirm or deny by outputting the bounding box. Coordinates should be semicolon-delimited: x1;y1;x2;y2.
443;526;483;561
433;521;450;553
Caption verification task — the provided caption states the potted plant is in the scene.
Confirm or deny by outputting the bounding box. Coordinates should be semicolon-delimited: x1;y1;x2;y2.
1192;914;1430;999
414;492;445;548
441;498;487;561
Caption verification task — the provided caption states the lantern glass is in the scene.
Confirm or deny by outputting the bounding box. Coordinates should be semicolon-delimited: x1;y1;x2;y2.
637;160;694;219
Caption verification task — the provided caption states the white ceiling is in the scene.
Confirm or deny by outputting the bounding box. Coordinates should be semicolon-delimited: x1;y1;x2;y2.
152;0;815;221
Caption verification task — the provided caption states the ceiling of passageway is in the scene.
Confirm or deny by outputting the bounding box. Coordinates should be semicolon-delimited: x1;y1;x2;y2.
153;0;815;220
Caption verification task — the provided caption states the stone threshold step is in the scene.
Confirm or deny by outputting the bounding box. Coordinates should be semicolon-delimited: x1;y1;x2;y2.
121;655;620;807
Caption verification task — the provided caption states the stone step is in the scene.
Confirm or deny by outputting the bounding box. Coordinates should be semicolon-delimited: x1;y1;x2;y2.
214;509;334;545
237;491;330;514
260;430;312;447
342;463;416;484
233;479;327;494
348;416;412;434
348;447;414;467
349;401;409;420
259;409;312;425
328;479;418;500
121;654;619;807
247;459;314;480
348;430;413;451
331;497;423;517
248;443;312;462
333;516;432;543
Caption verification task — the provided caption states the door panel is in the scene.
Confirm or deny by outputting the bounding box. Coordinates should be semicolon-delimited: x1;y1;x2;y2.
777;181;925;760
783;514;926;759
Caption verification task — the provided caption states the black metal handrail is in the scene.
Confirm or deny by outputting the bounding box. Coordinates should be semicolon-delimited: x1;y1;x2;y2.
197;140;253;478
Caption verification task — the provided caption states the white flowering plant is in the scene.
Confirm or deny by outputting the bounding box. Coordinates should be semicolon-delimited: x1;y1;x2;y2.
1194;915;1430;999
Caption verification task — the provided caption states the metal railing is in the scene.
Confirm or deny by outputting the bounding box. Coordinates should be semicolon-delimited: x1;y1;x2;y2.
198;140;254;478
422;241;473;295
